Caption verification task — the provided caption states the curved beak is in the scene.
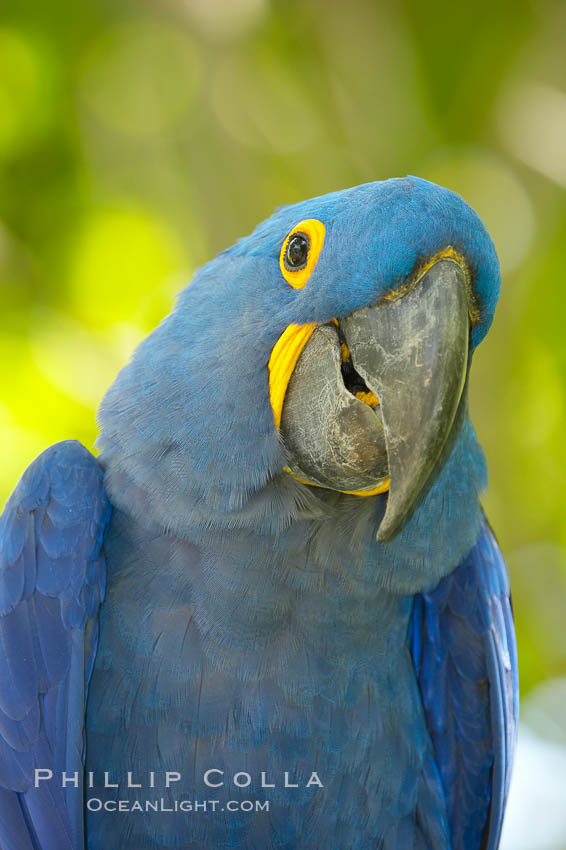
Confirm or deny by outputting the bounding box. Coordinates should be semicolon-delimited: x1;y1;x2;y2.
341;259;470;542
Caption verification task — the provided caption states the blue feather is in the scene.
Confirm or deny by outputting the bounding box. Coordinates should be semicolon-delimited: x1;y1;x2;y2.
0;441;111;849
411;522;518;850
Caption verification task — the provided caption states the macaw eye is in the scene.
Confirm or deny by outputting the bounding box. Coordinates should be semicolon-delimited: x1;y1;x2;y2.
285;233;309;270
279;219;326;290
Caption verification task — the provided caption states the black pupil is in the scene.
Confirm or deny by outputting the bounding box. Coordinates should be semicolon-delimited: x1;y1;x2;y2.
286;234;309;268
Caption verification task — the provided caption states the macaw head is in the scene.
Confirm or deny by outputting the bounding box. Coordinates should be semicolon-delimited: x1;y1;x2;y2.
98;177;500;542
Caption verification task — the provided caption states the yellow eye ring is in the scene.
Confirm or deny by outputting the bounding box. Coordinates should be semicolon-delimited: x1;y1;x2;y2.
279;219;326;289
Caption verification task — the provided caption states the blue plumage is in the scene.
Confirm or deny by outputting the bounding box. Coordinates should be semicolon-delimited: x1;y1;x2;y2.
411;522;518;849
0;177;517;848
0;441;110;849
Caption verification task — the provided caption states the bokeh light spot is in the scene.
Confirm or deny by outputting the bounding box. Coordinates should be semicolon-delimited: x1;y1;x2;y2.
424;149;534;275
80;21;201;137
0;403;51;512
69;207;187;326
0;28;53;158
516;342;564;450
501;722;566;850
211;54;320;153
498;84;566;188
183;0;268;40
30;312;145;411
0;334;98;505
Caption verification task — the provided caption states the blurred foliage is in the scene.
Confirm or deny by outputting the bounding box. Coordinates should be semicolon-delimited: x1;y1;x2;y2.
1;0;566;695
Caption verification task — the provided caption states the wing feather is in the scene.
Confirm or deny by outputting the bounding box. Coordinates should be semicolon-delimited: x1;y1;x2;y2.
411;522;519;850
0;441;111;850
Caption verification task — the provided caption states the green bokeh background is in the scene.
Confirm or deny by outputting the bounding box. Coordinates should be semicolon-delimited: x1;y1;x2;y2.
1;0;565;697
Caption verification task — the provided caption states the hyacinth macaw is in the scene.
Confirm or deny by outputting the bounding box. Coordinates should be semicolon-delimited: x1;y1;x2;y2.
0;177;518;850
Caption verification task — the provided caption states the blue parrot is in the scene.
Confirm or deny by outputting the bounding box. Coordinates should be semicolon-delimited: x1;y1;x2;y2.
0;177;517;849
